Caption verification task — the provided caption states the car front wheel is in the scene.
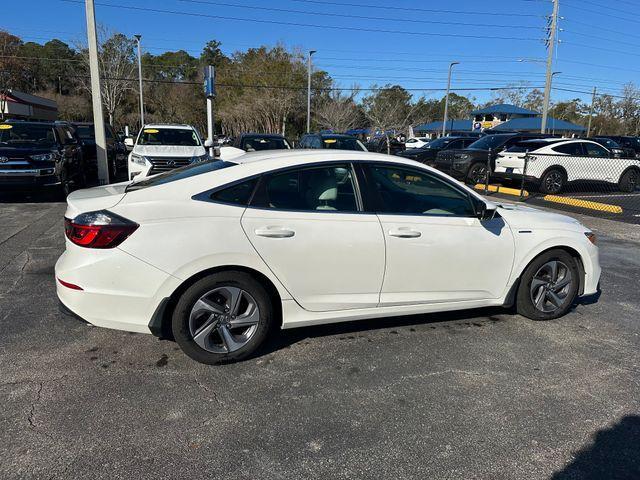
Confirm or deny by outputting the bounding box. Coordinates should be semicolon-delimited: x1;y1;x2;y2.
466;162;489;185
516;249;580;321
171;272;274;364
539;169;565;194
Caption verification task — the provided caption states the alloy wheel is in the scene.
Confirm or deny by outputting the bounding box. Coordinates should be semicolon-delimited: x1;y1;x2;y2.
544;171;563;193
188;286;260;353
529;260;573;313
468;164;488;185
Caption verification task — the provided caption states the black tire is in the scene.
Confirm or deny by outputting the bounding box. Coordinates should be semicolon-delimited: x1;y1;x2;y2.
171;271;274;365
539;168;565;194
618;168;639;193
516;249;580;321
465;162;489;185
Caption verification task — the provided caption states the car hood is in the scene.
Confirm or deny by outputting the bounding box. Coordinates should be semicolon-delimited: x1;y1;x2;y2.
132;145;206;157
497;202;586;232
65;182;129;219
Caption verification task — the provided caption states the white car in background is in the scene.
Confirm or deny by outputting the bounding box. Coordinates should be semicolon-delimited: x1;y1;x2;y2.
495;138;640;193
127;124;209;180
56;150;600;365
404;137;431;149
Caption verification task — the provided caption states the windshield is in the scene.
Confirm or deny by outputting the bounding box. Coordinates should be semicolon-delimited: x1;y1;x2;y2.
467;135;512;151
0;123;56;147
422;137;455;149
138;128;201;146
241;136;291;151
595;138;619;149
322;137;366;151
126;160;236;192
73;125;113;140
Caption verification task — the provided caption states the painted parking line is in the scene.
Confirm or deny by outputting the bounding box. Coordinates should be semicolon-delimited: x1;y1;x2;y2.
473;183;528;197
565;193;640;199
542;195;623;214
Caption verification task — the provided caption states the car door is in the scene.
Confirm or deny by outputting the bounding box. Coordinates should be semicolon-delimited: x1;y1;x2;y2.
241;162;385;312
364;163;515;306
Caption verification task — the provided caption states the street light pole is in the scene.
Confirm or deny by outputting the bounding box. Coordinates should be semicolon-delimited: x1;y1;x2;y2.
587;86;597;137
134;34;144;128
541;0;559;134
306;50;316;134
84;0;108;185
442;61;459;137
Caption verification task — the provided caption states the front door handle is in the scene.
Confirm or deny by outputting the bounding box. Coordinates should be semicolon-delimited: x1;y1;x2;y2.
255;227;295;238
388;228;421;238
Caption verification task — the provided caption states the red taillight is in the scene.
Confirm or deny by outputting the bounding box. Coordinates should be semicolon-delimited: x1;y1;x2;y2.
57;278;83;290
64;210;138;249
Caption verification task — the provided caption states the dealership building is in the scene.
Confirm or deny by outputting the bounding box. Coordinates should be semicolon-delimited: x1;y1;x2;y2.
0;90;58;121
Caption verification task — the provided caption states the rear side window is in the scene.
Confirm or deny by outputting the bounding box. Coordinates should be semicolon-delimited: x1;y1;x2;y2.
552;143;584;156
211;178;258;206
251;165;358;212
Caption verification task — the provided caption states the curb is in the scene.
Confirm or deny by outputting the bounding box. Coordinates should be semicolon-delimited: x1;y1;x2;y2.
542;195;623;214
473;183;528;197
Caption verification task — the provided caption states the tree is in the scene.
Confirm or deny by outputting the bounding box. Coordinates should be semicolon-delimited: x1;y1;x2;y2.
77;28;137;126
618;83;640;135
524;89;544;112
0;31;25;118
313;86;361;132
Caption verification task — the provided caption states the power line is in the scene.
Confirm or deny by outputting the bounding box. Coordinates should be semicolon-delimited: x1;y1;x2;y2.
288;0;545;17
562;40;640;58
562;29;640;49
58;0;543;42
177;0;544;30
562;0;640;26
562;18;640;41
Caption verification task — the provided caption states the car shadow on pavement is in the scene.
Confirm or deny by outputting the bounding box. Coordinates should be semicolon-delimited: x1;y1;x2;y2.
550;415;640;479
258;306;511;357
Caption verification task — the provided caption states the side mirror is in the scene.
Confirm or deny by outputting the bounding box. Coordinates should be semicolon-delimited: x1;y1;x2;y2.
124;137;134;150
476;201;497;221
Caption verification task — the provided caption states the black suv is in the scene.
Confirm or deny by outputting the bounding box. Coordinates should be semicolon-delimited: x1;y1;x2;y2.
594;136;640;158
298;133;367;151
434;133;551;184
363;136;405;155
72;122;127;182
0;120;86;197
397;136;476;166
232;133;291;151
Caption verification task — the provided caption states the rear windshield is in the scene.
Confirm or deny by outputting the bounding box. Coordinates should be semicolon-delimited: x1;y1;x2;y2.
322;137;366;151
0;123;57;147
74;125;113;139
594;138;620;149
467;135;512;151
126;160;236;192
241;136;291;151
138;128;201;146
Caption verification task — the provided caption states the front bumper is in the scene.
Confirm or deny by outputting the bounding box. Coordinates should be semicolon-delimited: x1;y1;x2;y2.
0;169;60;188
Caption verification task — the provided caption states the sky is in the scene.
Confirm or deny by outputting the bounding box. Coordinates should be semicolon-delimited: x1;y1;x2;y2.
2;0;639;105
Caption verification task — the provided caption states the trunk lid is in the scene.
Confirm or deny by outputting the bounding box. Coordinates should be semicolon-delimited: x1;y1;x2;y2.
65;182;128;219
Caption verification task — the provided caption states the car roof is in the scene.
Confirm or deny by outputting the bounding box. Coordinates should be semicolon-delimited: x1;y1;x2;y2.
143;124;195;130
518;138;565;144
4;120;58;126
317;133;355;138
240;133;285;138
229;149;411;165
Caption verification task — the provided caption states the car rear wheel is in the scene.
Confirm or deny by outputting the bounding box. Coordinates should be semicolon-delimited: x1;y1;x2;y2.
618;168;639;193
539;169;565;194
466;162;489;185
516;249;580;321
171;272;274;364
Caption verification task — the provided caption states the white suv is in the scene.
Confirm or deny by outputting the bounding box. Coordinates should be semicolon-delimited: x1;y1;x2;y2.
495;138;640;193
127;124;209;180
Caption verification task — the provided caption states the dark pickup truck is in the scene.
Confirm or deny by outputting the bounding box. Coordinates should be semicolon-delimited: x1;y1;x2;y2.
0;120;87;197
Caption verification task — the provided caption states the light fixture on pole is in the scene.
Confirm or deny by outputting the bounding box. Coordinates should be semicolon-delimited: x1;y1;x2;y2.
134;34;144;128
306;50;316;134
442;61;459;137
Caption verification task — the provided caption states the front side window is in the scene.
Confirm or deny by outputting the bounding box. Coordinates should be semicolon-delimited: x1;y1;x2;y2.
138;128;201;146
369;165;476;217
252;165;358;212
584;142;609;158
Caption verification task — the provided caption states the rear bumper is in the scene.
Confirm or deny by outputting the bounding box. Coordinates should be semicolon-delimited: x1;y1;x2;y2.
55;244;182;334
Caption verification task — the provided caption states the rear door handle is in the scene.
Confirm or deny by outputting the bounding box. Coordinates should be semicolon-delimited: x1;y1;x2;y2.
255;227;295;238
388;228;421;238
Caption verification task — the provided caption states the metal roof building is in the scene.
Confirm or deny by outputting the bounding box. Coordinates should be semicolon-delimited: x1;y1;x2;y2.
413;120;473;134
488;116;586;134
0;90;58;121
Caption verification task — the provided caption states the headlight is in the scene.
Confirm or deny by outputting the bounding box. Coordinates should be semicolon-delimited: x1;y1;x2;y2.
458;154;470;160
31;153;55;162
190;154;209;163
130;154;147;166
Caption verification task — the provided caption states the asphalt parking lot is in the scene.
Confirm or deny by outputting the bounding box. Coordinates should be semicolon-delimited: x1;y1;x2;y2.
1;198;640;479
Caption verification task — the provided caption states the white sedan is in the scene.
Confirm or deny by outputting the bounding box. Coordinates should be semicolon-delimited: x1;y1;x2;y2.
56;150;600;364
404;137;431;149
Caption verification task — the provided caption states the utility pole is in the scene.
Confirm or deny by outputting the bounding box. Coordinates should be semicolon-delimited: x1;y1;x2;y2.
204;65;216;158
306;50;316;134
84;0;109;185
442;61;459;137
134;35;144;128
541;0;559;134
586;86;597;137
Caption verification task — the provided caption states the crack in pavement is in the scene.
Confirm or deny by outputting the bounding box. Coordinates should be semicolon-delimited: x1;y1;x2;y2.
27;381;44;428
194;376;221;405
